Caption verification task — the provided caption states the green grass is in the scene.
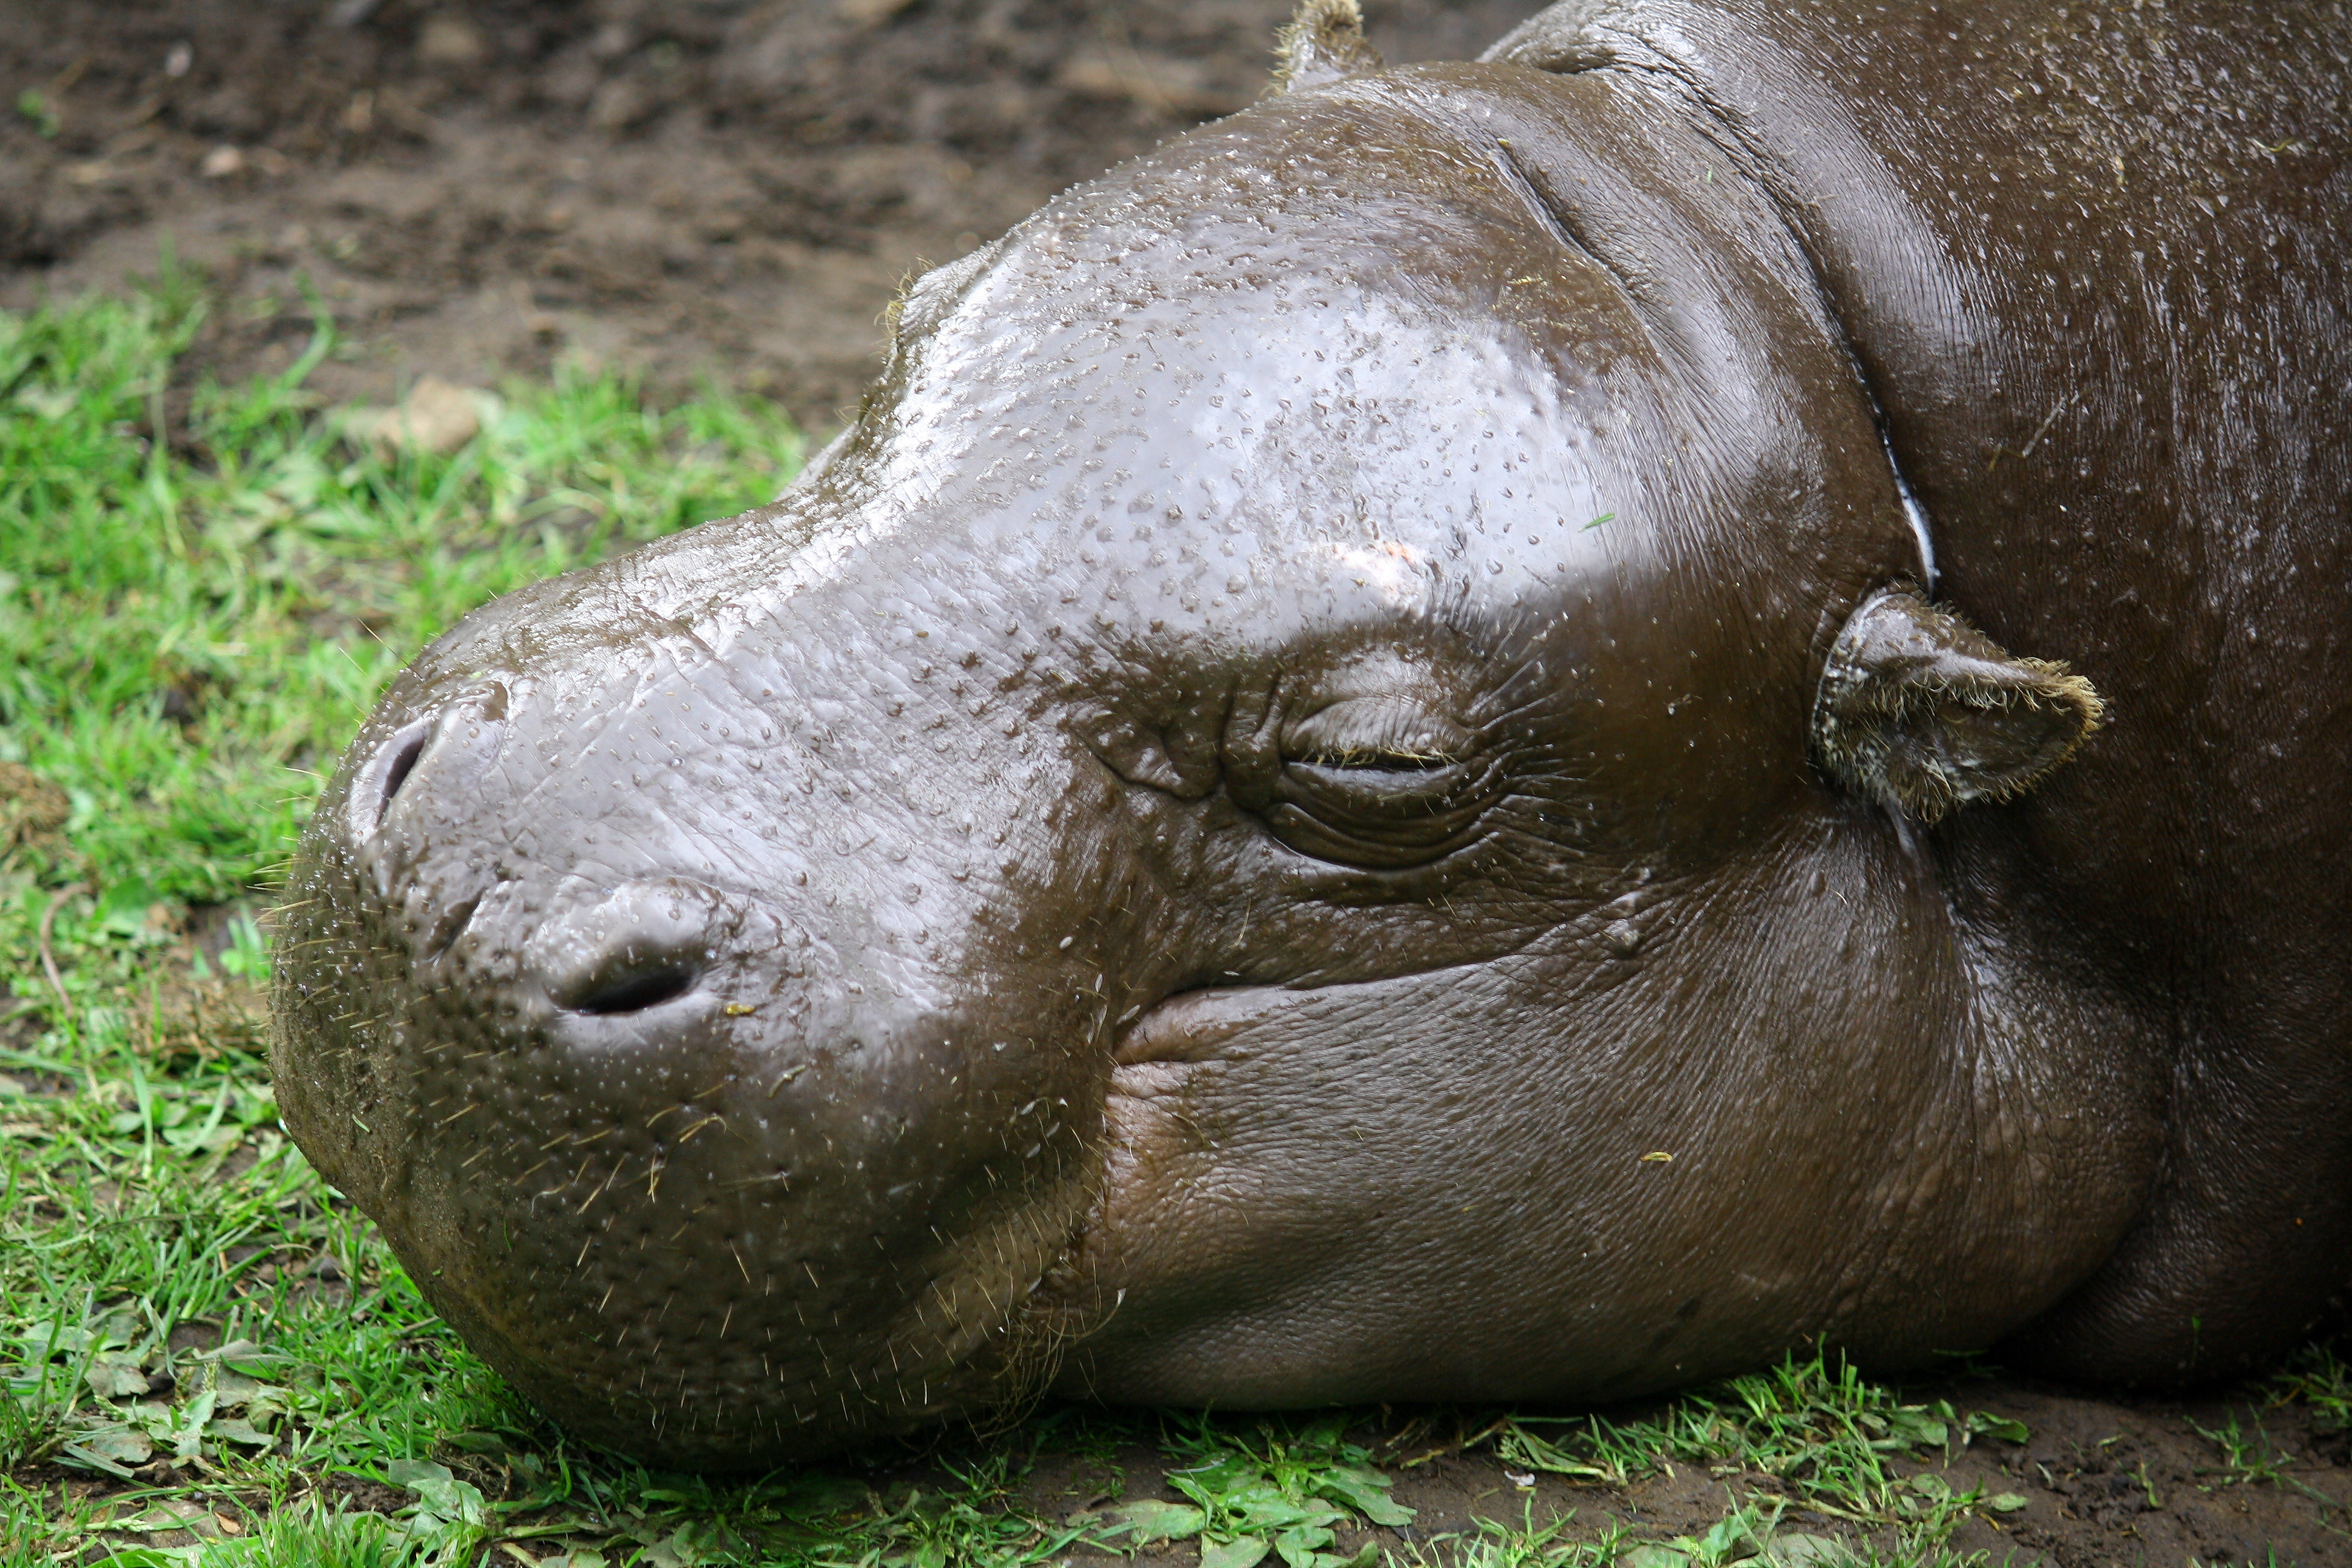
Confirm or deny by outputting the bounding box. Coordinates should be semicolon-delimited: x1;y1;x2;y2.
0;280;2337;1566
1497;1360;2031;1522
0;274;796;915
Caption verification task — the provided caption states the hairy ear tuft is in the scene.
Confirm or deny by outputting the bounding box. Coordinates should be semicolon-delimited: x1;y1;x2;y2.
1812;586;2105;823
1271;0;1385;94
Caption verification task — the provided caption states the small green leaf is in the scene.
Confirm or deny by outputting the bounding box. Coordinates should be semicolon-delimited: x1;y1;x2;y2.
1275;1523;1335;1568
209;1371;286;1411
384;1457;452;1488
417;1475;488;1527
18;1323;99;1362
207;1414;276;1446
1218;1481;1341;1534
1694;1515;1750;1555
1310;1465;1414;1527
1099;1499;1206;1543
1883;1406;1949;1449
1615;1546;1691;1568
638;1522;719;1567
1984;1492;2031;1513
1203;1537;1273;1568
1966;1411;2031;1445
1174;1453;1258;1495
84;1351;153;1399
94;877;166;938
15;89;58;137
177;1385;217;1432
124;1399;180;1440
59;1424;153;1475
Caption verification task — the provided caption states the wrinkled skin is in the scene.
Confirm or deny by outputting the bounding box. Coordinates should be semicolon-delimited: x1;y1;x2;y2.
274;0;2352;1466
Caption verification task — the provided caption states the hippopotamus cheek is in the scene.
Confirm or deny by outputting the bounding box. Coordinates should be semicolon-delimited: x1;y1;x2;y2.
1073;969;1714;1405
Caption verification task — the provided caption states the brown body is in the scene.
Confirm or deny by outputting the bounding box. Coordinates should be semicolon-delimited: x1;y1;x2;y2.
273;0;2352;1465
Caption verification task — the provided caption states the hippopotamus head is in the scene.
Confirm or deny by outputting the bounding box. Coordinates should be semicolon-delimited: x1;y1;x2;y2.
275;4;2106;1466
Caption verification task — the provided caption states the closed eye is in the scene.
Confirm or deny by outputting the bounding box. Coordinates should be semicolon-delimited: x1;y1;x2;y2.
1299;744;1460;771
1259;668;1497;869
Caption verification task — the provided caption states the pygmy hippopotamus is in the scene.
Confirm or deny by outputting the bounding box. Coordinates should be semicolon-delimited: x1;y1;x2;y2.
273;0;2352;1466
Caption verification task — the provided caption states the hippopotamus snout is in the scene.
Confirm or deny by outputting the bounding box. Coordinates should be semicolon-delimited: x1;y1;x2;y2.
276;613;1115;1463
340;685;727;1019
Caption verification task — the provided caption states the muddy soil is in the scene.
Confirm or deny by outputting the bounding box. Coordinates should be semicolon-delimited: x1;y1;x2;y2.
989;1373;2352;1568
0;0;1529;427
24;1374;2350;1565
4;4;2349;1564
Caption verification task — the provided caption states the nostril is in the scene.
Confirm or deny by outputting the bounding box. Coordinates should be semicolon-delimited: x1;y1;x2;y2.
370;716;434;828
563;961;701;1016
529;881;726;1019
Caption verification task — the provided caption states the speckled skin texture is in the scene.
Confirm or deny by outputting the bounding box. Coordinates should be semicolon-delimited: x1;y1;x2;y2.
273;0;2352;1468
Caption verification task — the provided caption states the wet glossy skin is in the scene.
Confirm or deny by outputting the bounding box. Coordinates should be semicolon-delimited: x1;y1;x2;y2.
274;0;2352;1465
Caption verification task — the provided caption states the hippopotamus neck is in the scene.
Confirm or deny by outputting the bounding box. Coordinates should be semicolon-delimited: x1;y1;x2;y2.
1495;0;2352;1378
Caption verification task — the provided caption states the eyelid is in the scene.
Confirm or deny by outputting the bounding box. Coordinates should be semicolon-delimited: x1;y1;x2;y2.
1263;748;1501;869
1298;743;1460;770
1281;696;1473;769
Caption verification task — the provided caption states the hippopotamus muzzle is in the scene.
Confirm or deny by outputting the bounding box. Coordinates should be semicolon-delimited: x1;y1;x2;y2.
279;585;1117;1459
277;0;2352;1469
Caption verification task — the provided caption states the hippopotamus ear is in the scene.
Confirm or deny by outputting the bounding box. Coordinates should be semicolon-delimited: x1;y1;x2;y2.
1812;587;2106;824
1270;0;1385;93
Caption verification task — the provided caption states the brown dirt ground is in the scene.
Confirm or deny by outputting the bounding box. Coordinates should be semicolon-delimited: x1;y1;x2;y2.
0;0;1529;426
4;4;2349;1565
960;1373;2352;1568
